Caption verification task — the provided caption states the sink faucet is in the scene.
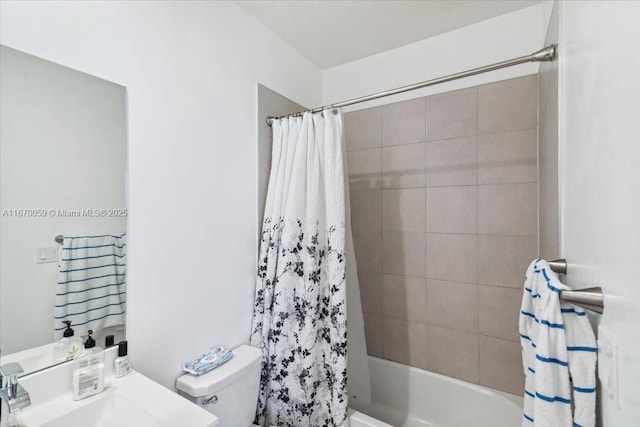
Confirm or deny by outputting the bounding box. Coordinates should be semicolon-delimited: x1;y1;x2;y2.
0;363;31;414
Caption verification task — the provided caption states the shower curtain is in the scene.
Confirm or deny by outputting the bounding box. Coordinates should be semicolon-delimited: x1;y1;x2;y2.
251;110;349;426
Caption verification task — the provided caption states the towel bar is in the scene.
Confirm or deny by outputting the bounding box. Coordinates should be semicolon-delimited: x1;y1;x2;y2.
548;259;567;275
548;258;604;314
560;287;604;314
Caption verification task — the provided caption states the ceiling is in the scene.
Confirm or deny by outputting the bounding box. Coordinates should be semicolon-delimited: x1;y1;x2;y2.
237;0;544;69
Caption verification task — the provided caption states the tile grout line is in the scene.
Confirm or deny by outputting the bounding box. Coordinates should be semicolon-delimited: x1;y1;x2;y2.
379;104;385;360
475;86;482;384
536;74;541;258
424;96;429;370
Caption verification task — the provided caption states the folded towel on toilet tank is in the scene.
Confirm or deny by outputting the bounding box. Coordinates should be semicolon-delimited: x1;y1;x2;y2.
182;345;233;376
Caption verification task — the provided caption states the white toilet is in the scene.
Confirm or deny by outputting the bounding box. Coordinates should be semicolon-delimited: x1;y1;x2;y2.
176;344;262;427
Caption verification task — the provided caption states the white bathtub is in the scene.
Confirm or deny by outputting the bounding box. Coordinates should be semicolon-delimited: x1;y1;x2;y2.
347;408;394;427
349;356;523;427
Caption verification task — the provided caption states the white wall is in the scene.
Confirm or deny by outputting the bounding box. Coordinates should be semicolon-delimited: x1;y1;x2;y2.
0;46;126;354
558;2;640;426
0;0;322;389
322;2;553;111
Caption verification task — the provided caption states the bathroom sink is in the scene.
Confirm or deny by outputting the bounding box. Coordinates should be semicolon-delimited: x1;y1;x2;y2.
33;392;164;427
16;369;217;427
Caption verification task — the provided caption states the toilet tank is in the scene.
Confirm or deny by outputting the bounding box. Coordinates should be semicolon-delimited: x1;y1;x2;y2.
176;344;262;427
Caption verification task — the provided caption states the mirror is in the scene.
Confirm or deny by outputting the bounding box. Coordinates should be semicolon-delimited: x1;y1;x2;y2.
0;46;127;374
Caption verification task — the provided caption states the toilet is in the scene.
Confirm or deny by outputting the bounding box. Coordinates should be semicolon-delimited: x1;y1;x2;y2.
176;344;262;427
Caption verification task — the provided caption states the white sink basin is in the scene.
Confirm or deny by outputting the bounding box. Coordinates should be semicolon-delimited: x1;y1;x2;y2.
34;392;164;427
16;369;217;427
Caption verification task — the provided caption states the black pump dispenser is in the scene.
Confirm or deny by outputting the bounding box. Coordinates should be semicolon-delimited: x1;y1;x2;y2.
84;330;96;349
62;320;75;337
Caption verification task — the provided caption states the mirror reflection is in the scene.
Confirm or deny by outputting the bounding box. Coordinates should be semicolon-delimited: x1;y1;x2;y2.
0;46;127;374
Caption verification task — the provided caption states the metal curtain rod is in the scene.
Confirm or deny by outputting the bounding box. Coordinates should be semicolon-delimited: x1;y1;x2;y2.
266;44;557;126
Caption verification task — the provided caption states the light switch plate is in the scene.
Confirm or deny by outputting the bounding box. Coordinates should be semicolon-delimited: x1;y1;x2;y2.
597;325;619;408
36;246;58;264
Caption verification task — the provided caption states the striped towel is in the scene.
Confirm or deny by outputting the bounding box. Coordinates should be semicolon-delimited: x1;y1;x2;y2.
520;259;597;427
54;234;127;339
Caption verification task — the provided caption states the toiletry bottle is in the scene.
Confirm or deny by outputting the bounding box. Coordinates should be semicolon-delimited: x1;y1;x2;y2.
105;335;115;348
114;340;130;377
53;320;83;362
72;330;105;400
76;329;103;359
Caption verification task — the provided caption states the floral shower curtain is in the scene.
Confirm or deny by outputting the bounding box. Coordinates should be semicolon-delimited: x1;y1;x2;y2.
251;110;348;426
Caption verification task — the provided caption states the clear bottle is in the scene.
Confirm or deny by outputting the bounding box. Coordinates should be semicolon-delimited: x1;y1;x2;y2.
53;321;83;363
72;330;105;400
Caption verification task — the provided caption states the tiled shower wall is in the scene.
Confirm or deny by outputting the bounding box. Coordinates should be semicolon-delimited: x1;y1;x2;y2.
345;74;538;395
538;1;560;261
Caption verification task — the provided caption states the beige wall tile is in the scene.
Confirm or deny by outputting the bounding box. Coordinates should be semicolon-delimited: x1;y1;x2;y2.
479;285;521;341
479;336;525;395
382;231;426;277
353;229;382;273
539;65;560;260
382;274;427;322
478;74;538;135
478;183;537;236
478;129;537;184
426;233;477;283
382;317;427;369
426;279;478;333
426;326;479;383
363;313;382;357
478;235;537;288
348;75;541;391
350;189;382;231
348;148;382;190
382;98;426;146
426;137;477;187
358;270;382;315
426;186;477;234
344;107;382;151
539;169;560;260
426;87;477;141
383;188;426;232
382;142;426;188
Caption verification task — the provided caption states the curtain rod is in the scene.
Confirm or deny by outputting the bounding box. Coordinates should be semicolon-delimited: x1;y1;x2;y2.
266;44;556;126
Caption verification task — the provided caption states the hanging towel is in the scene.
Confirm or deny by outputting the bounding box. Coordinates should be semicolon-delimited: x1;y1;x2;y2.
519;259;597;427
54;234;127;339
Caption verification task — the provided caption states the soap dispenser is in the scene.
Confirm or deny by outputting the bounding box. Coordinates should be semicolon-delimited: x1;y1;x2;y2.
53;320;83;362
82;330;98;353
72;330;105;400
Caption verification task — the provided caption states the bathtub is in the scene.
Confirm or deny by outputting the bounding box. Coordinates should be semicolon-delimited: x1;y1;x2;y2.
347;408;394;427
348;356;523;427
